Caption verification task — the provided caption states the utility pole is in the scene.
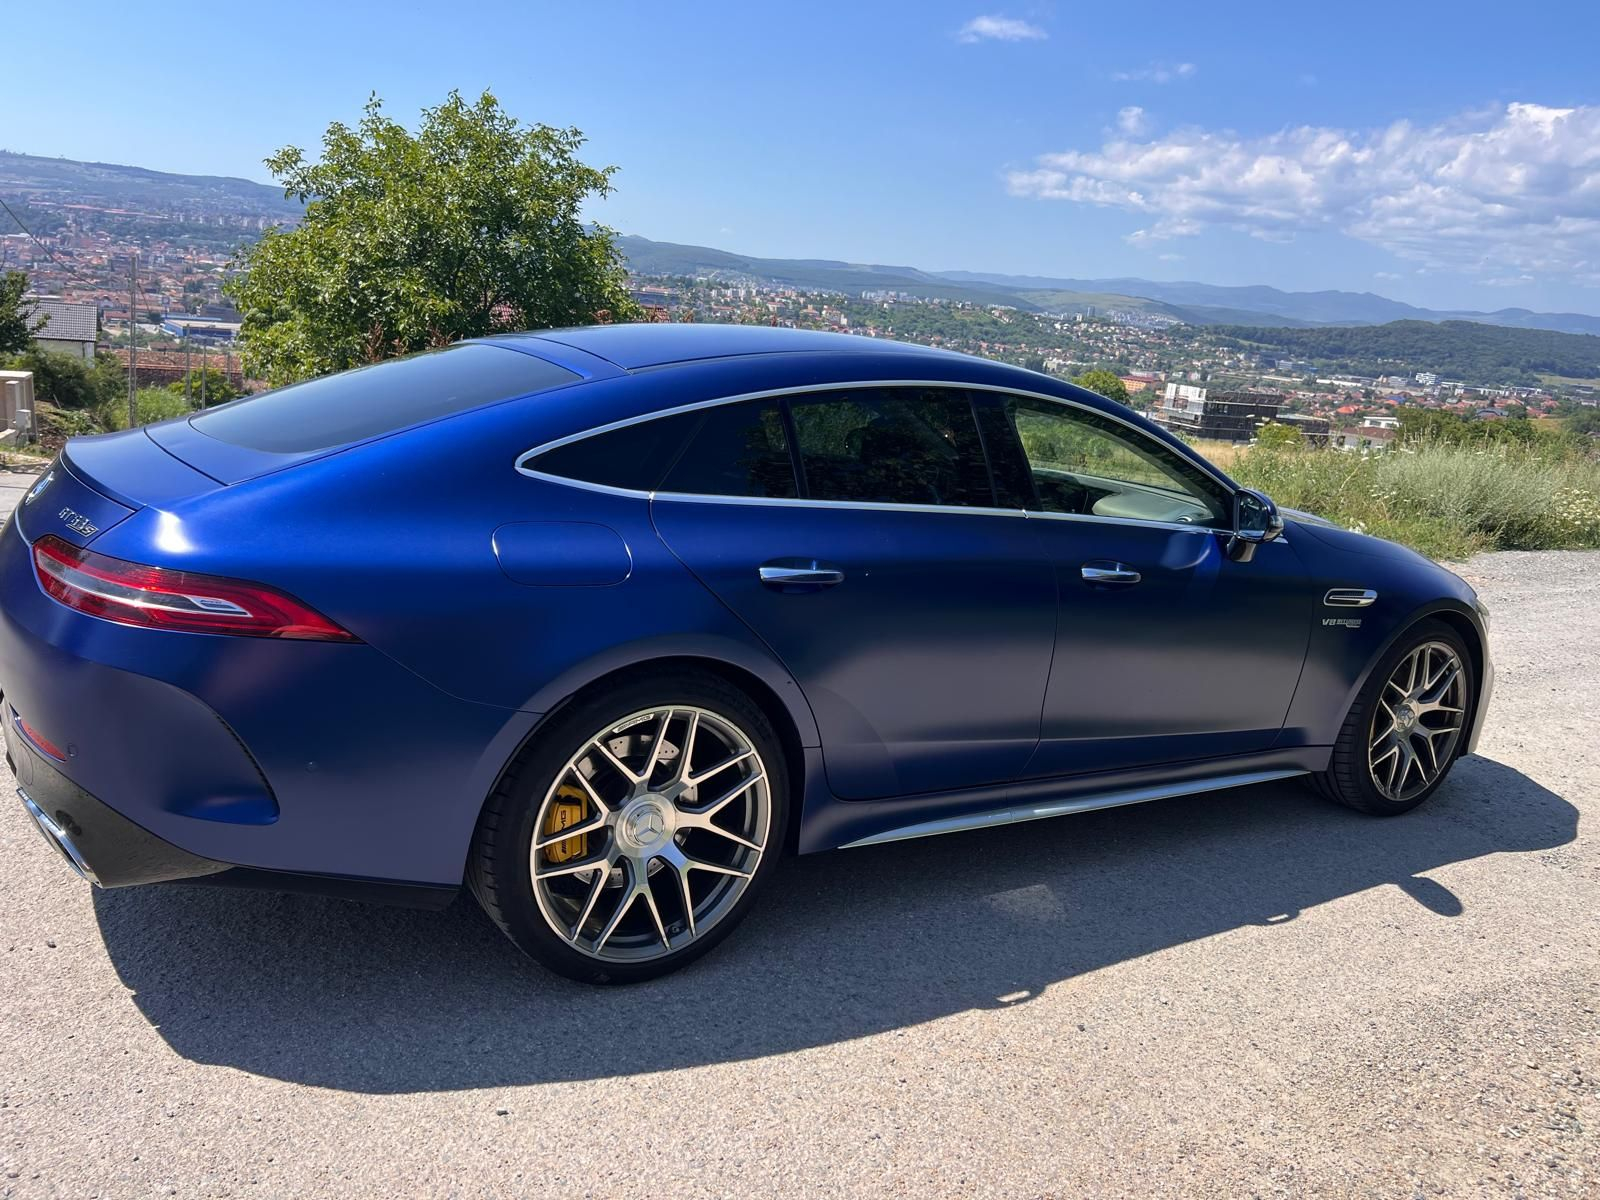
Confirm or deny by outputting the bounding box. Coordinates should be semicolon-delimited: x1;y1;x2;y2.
200;339;208;408
127;251;138;428
184;333;192;407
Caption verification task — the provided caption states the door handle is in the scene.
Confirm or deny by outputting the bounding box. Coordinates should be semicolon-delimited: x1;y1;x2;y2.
1081;563;1142;586
759;562;845;589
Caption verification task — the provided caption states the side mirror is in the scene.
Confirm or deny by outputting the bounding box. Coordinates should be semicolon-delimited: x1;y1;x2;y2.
1226;488;1283;562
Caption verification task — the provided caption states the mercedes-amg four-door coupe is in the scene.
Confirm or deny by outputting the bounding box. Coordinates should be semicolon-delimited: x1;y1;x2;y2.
0;324;1491;982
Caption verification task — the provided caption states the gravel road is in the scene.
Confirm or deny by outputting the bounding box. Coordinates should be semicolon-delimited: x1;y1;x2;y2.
1;462;1595;1197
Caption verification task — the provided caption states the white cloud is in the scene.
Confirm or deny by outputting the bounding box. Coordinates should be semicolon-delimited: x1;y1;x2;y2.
1006;101;1600;285
1116;106;1150;136
1374;271;1402;280
957;14;1046;43
1112;62;1196;83
1158;253;1185;261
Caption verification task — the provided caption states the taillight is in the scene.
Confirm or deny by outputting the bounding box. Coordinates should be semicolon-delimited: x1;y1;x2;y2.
31;535;357;642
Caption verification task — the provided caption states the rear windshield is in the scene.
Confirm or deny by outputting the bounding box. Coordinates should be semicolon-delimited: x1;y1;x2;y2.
191;344;580;454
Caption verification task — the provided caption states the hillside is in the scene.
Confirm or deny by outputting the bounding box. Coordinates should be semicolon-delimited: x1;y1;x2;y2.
0;151;301;220
1210;320;1600;385
938;269;1600;336
618;235;1217;322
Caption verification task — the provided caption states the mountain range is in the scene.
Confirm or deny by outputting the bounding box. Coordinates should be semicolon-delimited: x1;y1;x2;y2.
619;235;1600;337
3;151;1597;336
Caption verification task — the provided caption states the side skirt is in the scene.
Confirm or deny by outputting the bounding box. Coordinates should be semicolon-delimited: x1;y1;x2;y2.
796;746;1328;854
840;768;1307;849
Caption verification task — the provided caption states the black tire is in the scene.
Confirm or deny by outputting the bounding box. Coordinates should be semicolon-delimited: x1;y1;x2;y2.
468;668;787;984
1314;618;1475;815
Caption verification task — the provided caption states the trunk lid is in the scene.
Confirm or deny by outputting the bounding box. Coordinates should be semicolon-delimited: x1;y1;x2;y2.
14;429;222;548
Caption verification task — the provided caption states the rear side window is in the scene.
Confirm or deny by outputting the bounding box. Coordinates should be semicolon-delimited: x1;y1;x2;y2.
660;402;797;498
192;344;579;454
789;388;993;508
525;411;700;491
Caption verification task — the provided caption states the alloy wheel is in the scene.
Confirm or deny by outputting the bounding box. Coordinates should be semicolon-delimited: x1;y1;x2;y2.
1368;641;1467;803
529;706;771;963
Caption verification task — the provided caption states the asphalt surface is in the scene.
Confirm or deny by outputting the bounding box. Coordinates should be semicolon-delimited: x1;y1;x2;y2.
1;460;1595;1197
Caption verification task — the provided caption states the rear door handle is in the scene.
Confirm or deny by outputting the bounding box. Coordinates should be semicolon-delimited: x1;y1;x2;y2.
759;561;845;589
1081;562;1142;586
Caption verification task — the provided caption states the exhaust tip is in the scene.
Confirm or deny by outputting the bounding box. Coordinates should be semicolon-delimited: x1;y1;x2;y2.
20;790;101;887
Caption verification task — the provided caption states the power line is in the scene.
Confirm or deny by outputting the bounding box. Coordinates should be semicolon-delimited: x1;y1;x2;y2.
0;195;100;288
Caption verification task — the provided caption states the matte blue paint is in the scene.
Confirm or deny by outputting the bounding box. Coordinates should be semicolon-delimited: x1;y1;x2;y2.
0;325;1487;896
492;522;633;587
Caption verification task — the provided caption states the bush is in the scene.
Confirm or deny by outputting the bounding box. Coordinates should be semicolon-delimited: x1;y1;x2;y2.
1255;422;1304;450
2;348;124;411
103;388;194;431
1225;440;1600;559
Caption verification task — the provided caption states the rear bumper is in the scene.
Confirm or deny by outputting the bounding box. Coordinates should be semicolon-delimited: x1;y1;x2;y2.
12;751;458;909
11;733;228;887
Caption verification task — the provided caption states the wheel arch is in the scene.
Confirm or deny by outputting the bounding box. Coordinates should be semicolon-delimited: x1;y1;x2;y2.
1350;599;1487;743
480;650;817;860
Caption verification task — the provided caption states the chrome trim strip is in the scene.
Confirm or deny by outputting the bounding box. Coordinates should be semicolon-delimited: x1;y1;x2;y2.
650;491;1026;519
513;378;1238;497
839;768;1308;849
1324;588;1377;608
1023;508;1235;538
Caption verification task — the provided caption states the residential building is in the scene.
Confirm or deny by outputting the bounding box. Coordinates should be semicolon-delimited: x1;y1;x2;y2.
24;298;98;361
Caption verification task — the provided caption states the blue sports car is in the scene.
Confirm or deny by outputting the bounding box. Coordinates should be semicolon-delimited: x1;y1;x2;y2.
0;325;1491;982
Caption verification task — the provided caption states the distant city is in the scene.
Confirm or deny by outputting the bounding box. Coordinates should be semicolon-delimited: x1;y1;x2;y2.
4;149;1598;453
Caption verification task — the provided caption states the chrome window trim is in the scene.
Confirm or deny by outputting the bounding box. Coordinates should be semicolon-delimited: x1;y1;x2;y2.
650;491;1027;519
512;378;1250;539
515;378;1238;491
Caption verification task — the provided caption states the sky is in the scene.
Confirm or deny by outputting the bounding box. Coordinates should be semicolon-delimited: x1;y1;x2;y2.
5;0;1600;314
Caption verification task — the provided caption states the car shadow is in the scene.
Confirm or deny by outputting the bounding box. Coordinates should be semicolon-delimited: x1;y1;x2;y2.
93;754;1577;1092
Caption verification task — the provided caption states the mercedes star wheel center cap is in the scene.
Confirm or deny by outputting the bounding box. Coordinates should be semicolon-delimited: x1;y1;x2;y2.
618;797;674;852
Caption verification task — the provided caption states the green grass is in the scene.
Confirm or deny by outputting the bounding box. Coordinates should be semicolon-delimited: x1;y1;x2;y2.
1218;441;1600;560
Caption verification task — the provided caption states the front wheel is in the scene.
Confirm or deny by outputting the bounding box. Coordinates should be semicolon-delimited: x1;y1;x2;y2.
1315;619;1475;815
468;670;787;984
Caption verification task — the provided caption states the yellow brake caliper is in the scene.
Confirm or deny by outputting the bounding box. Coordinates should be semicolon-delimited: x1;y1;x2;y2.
542;782;590;864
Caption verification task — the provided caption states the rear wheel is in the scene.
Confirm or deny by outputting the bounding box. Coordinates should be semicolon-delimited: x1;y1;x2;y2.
1315;619;1474;815
468;670;786;984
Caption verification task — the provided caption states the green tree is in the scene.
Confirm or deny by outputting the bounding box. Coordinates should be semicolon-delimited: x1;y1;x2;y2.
1073;368;1131;406
0;271;46;356
226;90;639;386
1255;421;1305;450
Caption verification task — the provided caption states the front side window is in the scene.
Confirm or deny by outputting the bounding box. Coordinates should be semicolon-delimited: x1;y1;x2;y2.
788;388;993;508
1003;396;1229;527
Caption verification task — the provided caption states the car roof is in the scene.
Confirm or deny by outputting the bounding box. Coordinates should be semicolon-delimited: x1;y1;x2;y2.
488;323;963;372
